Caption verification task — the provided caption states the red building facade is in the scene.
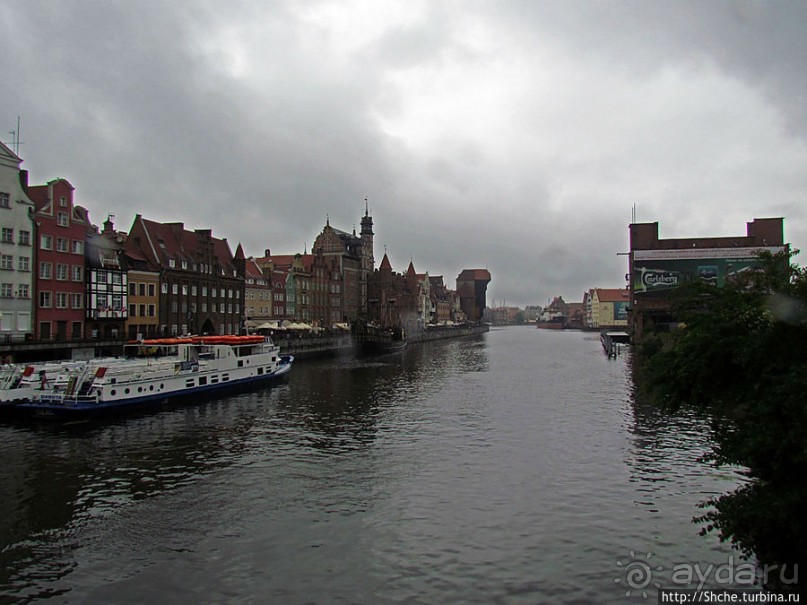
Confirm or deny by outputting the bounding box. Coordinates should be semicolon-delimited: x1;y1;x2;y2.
28;179;91;340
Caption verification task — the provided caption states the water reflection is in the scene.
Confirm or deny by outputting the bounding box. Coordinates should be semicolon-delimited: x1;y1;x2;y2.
0;329;745;604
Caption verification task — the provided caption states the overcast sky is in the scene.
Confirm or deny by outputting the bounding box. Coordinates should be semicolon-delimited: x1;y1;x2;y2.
3;1;805;307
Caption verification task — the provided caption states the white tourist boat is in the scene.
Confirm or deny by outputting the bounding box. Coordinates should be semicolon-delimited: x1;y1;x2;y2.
10;335;293;418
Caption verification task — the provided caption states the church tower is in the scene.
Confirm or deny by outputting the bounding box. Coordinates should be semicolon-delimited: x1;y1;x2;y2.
359;200;375;314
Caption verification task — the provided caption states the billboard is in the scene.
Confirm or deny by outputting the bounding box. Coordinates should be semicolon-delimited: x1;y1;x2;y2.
632;246;785;294
613;301;629;320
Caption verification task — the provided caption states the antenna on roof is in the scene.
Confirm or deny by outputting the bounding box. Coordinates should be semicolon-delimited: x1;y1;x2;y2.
365;197;369;216
5;116;23;156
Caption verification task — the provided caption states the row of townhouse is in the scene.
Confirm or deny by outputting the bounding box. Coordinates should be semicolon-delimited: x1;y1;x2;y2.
0;143;246;345
2;142;490;351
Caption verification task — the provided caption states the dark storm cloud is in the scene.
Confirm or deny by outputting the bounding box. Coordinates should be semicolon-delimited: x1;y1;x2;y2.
2;0;804;307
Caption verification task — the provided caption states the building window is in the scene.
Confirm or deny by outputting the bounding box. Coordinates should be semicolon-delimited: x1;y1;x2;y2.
59;196;67;207
71;322;81;339
172;284;178;295
139;283;146;296
148;284;155;296
202;302;207;313
41;235;52;250
72;293;83;309
169;259;176;268
0;255;12;270
171;301;178;313
1;283;11;297
97;272;107;284
56;237;69;252
0;192;9;208
148;304;155;317
182;285;188;295
72;265;82;281
57;211;69;227
18;284;29;299
138;304;146;317
192;285;197;296
18;230;30;246
161;283;167;294
56;292;68;308
39;291;51;308
203;286;208;296
72;240;83;254
129;282;137;295
129;303;137;317
40;262;52;279
1;228;13;243
220;302;225;313
112;273;122;285
182;260;188;269
171;324;178;336
18;256;29;272
56;264;68;280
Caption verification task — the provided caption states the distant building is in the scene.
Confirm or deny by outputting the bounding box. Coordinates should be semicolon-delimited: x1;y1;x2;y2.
0;142;35;343
585;288;629;329
456;269;491;323
629;218;788;337
311;208;374;323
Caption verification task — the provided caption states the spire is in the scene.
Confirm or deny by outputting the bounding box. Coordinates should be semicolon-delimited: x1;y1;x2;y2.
234;243;246;260
365;197;369;217
380;253;392;271
326;214;329;227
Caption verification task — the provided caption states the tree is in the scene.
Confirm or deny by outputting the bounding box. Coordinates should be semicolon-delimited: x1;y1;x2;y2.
637;251;806;593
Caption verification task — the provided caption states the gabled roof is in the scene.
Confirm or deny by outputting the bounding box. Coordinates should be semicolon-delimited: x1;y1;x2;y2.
379;253;392;271
127;216;235;273
596;288;629;303
245;257;264;279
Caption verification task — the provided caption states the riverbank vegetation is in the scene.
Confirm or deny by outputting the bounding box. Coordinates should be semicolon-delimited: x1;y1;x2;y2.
634;251;806;593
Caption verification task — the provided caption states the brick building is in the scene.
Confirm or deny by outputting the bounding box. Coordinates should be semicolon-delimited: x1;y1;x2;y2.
125;216;243;337
28;179;92;341
629;218;788;337
311;208;374;324
456;269;491;323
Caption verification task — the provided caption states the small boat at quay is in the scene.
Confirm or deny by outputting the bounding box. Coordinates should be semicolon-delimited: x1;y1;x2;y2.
5;335;293;419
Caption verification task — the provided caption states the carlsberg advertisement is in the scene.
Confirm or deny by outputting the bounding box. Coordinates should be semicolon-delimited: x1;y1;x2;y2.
632;247;785;293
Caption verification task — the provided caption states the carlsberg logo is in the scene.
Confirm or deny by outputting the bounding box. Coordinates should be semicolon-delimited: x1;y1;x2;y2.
639;268;680;291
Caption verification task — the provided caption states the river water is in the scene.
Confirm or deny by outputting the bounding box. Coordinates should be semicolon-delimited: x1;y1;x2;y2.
0;327;746;603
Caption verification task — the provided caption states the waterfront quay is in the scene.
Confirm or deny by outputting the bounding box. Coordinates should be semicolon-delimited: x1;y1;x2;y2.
0;327;745;604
